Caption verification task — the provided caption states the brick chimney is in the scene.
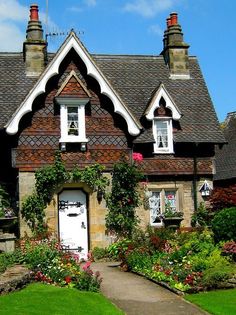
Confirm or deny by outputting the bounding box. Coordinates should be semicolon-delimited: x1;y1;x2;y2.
162;13;190;79
23;4;47;76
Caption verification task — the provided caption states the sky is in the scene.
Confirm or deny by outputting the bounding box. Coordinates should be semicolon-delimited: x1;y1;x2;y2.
0;0;235;122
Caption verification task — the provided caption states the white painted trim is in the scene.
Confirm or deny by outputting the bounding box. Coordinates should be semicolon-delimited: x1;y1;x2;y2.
57;98;88;143
153;118;174;154
6;32;141;136
145;84;181;121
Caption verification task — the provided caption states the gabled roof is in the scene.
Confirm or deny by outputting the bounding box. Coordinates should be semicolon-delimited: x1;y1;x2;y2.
0;34;225;144
5;31;141;136
144;83;181;120
214;112;236;181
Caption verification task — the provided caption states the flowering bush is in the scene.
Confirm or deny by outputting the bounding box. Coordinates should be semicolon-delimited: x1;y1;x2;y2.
222;241;236;261
106;156;143;238
122;228;236;292
17;236;102;292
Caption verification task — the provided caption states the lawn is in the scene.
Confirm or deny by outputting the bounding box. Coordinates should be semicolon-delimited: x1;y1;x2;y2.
0;283;124;315
185;288;236;315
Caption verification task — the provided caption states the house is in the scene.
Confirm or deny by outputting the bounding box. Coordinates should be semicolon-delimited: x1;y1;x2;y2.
214;112;236;205
0;5;225;258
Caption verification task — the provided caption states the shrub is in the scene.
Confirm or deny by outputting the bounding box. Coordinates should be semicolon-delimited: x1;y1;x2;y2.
212;207;236;242
222;241;236;261
17;236;102;291
92;247;109;261
201;265;235;289
105;157;143;238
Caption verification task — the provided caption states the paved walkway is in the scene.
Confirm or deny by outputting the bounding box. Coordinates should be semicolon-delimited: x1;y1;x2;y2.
92;262;209;315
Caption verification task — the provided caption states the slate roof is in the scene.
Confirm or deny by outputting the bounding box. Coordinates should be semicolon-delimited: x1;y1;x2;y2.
0;49;225;144
214;113;236;181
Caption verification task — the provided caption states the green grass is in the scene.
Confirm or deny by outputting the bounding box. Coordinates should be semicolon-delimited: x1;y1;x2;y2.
0;283;124;315
185;288;236;315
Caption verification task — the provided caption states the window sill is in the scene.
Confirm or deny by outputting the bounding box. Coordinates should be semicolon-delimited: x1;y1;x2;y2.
59;137;88;143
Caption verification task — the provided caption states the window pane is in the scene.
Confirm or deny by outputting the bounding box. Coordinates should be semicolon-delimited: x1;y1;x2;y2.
149;191;162;224
156;121;168;148
67;107;79;136
165;191;176;213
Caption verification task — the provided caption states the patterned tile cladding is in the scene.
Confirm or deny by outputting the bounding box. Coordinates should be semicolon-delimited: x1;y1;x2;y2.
0;52;225;144
13;148;131;171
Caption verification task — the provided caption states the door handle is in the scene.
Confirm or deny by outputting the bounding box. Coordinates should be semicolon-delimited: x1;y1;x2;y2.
67;213;79;217
81;222;86;229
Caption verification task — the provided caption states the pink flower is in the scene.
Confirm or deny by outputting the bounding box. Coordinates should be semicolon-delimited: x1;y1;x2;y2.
82;261;91;270
132;152;143;162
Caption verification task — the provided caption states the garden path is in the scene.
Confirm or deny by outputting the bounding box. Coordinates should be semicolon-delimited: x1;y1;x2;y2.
92;262;209;315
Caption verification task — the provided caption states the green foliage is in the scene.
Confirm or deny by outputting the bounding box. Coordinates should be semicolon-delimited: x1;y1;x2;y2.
191;202;210;227
21;194;46;232
35;152;68;204
107;239;132;260
0;283;125;315
17;236;102;291
201;264;235;289
71;164;109;195
105;160;143;238
21;152;109;234
212;207;236;242
0;184;10;214
121;228;236;292
92;247;109;260
0;250;23;273
185;288;236;315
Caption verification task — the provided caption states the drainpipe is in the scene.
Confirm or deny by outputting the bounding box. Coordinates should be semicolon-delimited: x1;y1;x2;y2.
193;143;198;212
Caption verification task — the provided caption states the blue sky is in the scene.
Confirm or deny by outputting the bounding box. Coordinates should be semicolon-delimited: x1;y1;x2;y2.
0;0;235;122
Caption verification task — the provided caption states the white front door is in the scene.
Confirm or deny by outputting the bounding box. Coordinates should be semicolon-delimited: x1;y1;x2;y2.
58;189;88;260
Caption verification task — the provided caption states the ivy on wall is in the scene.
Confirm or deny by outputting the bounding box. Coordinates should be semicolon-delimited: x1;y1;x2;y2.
21;152;109;234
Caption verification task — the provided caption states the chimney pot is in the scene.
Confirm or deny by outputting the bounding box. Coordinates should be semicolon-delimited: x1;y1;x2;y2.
30;4;39;21
170;12;178;25
167;17;172;28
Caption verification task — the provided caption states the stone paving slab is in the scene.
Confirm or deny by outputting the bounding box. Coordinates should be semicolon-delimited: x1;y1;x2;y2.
92;262;209;315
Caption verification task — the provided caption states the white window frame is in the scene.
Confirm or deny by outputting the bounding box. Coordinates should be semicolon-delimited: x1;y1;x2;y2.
148;188;179;226
56;97;89;143
153;118;174;154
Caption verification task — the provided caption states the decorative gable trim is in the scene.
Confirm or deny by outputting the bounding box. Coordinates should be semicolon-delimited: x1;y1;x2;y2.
145;83;181;121
6;32;141;136
55;70;92;98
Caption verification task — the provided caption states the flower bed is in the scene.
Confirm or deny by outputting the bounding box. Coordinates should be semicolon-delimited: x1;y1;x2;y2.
110;228;236;293
0;236;102;292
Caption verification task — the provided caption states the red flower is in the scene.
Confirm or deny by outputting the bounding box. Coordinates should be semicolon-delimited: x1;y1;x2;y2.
65;276;72;284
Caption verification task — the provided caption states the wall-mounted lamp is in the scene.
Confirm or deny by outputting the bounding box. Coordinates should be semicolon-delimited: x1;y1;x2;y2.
61;142;66;151
81;143;87;152
199;180;212;197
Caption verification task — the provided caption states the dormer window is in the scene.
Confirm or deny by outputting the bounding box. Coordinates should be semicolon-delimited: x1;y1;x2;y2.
56;97;89;144
153;118;173;153
144;83;181;155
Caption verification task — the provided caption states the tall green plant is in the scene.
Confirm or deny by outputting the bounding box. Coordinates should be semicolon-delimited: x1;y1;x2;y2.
105;159;143;238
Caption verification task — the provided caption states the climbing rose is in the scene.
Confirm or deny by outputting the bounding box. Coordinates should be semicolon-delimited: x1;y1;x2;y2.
132;152;143;162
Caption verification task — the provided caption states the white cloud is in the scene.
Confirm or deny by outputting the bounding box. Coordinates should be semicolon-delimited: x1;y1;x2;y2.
0;0;57;51
84;0;96;6
123;0;176;17
0;0;28;22
0;22;25;51
148;24;163;37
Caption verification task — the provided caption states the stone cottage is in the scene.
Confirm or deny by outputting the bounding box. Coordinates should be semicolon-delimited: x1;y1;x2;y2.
0;5;225;258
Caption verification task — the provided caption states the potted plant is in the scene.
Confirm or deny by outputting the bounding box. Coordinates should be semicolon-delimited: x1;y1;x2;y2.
162;202;183;228
0;185;17;232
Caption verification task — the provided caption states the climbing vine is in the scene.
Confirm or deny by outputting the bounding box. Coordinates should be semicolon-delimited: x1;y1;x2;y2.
105;155;143;238
21;152;109;234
